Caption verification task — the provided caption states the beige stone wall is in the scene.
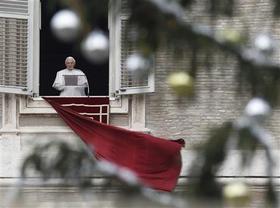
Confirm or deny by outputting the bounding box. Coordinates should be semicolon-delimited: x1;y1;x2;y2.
146;0;280;151
0;0;279;185
0;186;275;208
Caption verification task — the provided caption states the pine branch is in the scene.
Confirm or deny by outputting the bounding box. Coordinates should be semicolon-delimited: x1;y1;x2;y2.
131;0;280;72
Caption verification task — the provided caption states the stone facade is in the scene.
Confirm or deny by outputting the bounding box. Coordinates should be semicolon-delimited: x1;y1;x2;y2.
0;0;279;191
145;0;280;181
146;0;280;149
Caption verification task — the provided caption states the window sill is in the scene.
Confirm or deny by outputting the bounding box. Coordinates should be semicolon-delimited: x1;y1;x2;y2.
19;95;129;114
18;126;151;134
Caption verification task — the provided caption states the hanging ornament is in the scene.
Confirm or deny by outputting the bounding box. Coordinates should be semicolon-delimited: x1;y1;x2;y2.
216;28;245;46
167;72;194;96
50;10;81;42
254;34;275;55
125;53;150;78
223;182;251;206
244;98;271;122
81;30;109;64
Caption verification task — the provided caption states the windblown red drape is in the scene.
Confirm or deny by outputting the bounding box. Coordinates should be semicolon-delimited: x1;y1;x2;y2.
44;97;184;191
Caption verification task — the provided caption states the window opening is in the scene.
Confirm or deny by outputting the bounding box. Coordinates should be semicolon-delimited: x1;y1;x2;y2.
39;1;109;96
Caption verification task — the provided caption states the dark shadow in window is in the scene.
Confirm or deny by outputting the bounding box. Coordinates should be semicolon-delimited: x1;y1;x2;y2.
40;1;109;96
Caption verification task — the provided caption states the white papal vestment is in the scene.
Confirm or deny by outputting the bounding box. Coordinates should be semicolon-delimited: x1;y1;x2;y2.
52;68;89;96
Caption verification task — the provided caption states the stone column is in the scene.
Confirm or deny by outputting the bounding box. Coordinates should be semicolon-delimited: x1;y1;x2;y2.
0;93;21;178
130;94;149;132
1;94;18;133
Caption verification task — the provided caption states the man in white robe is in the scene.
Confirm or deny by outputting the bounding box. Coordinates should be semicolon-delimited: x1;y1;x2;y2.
53;56;89;96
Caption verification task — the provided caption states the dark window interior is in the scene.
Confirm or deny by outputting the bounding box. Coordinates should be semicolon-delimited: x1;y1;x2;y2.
40;1;109;96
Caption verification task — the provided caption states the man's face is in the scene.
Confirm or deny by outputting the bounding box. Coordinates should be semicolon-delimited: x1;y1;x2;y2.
65;59;75;70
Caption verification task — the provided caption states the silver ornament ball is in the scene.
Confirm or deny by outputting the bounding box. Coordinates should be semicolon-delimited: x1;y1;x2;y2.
254;34;274;55
244;98;271;122
125;53;150;77
81;30;109;64
50;10;81;42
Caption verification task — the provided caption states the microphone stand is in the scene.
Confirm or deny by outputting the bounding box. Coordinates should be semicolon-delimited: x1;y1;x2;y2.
87;83;90;98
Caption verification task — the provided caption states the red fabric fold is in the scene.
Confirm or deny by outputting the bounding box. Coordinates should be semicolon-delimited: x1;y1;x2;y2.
44;97;184;191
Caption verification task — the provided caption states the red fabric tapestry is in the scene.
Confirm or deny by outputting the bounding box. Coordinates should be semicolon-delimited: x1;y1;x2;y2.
44;97;184;192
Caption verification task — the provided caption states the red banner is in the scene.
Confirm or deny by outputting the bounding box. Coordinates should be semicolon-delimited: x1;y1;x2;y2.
44;97;184;191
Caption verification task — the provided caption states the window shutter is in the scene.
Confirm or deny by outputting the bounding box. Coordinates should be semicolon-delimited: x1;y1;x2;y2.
116;0;155;95
0;0;32;95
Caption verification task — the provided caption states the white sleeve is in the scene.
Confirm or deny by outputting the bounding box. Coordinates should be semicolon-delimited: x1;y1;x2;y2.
78;72;89;87
52;71;65;91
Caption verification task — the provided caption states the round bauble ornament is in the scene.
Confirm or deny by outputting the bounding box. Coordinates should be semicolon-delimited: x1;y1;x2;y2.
244;98;271;122
254;34;275;55
81;30;109;64
223;182;250;206
167;72;194;96
50;10;81;42
216;28;245;45
125;53;150;78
